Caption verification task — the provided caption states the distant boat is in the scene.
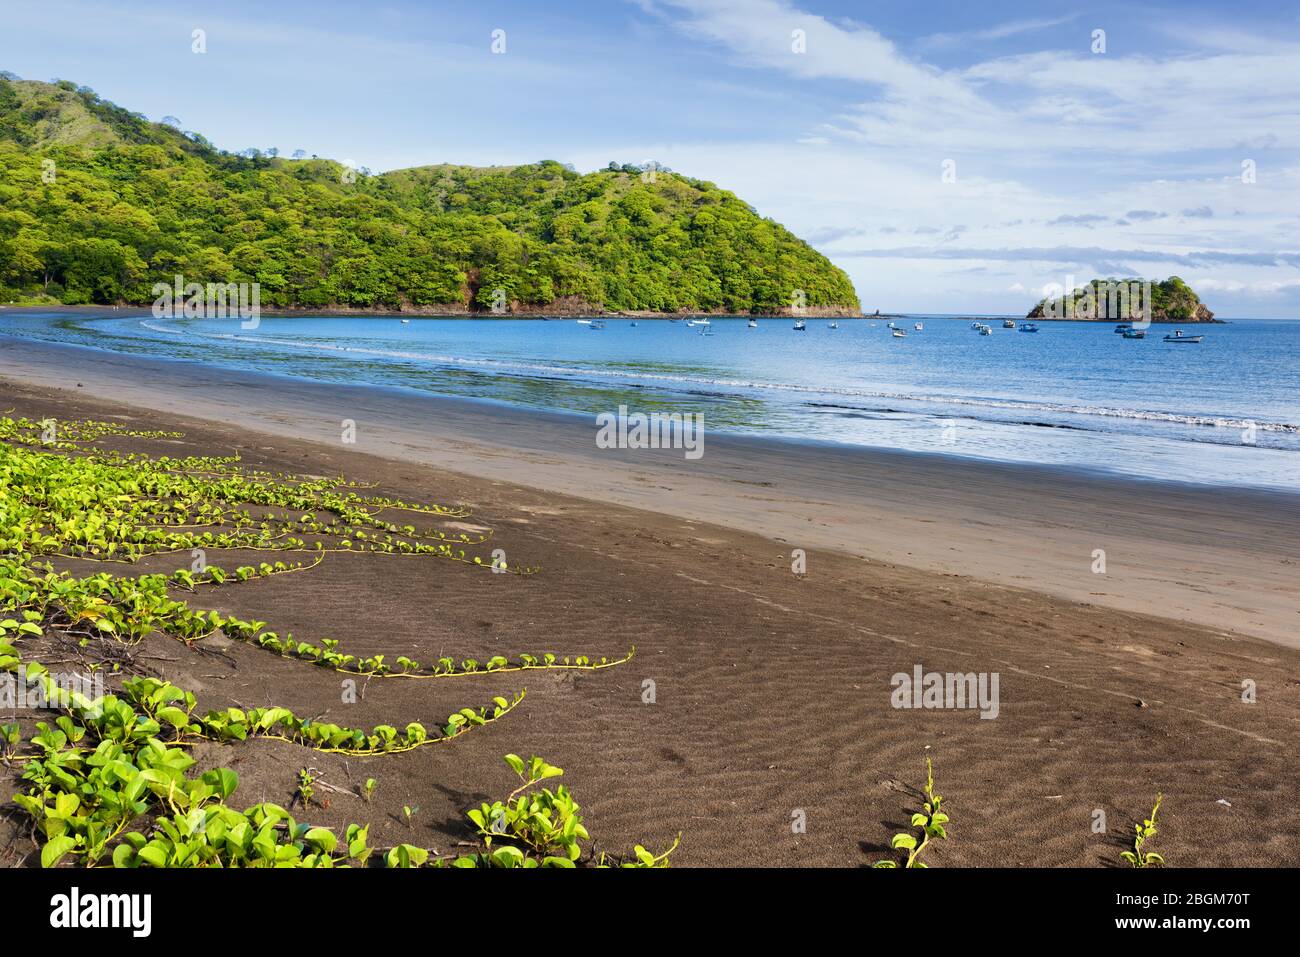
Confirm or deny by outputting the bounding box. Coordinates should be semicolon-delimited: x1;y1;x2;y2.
590;319;606;329
1003;319;1015;329
914;322;923;331
1121;328;1145;339
886;321;897;329
630;321;638;327
970;321;984;330
748;318;758;328
1018;323;1039;333
978;324;993;335
828;321;839;329
400;319;411;324
686;317;711;327
575;318;592;325
892;329;907;338
793;319;807;331
1164;330;1203;343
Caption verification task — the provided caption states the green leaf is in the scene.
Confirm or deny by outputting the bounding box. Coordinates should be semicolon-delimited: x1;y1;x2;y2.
201;768;239;799
491;845;526;868
304;827;337;854
41;836;77;869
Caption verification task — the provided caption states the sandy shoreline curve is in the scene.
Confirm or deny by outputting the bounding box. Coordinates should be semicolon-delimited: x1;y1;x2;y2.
2;334;1296;649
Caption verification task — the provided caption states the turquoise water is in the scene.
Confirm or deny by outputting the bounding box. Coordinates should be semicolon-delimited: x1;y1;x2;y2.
3;311;1298;490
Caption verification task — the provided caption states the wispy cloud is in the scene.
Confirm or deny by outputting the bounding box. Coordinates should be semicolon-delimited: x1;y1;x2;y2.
918;14;1079;49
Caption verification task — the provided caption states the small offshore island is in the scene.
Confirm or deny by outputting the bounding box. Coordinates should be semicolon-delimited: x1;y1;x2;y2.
1027;277;1221;323
0;77;860;318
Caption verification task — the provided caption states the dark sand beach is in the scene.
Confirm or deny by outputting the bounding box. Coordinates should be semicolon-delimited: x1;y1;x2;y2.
1;336;1298;867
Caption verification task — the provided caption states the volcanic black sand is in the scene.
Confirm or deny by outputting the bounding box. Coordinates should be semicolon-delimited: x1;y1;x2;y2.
0;359;1297;867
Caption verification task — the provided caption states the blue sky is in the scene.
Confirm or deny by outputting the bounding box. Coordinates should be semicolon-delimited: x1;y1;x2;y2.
4;0;1300;316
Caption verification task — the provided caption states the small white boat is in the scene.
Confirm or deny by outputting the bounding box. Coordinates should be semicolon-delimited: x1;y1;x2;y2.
589;319;606;330
1018;323;1039;333
1164;330;1203;343
1003;319;1015;329
400;319;411;324
892;329;907;338
575;318;592;325
914;322;923;331
748;318;758;328
828;321;839;329
978;325;992;336
793;319;807;331
886;321;897;329
686;317;712;328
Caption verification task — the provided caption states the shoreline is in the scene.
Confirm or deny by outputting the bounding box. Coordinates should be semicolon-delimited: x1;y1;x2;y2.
0;304;1246;322
2;334;1297;648
0;303;864;320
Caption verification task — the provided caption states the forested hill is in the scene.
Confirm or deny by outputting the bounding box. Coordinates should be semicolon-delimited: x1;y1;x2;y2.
1027;277;1217;322
0;76;861;315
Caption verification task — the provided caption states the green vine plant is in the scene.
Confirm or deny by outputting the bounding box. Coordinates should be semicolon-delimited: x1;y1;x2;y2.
0;415;654;869
32;749;676;869
0;414;636;683
1120;794;1165;868
8;667;524;867
874;756;950;869
454;754;680;868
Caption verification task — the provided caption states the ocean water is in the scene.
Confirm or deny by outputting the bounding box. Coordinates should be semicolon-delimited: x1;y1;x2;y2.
3;311;1298;490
